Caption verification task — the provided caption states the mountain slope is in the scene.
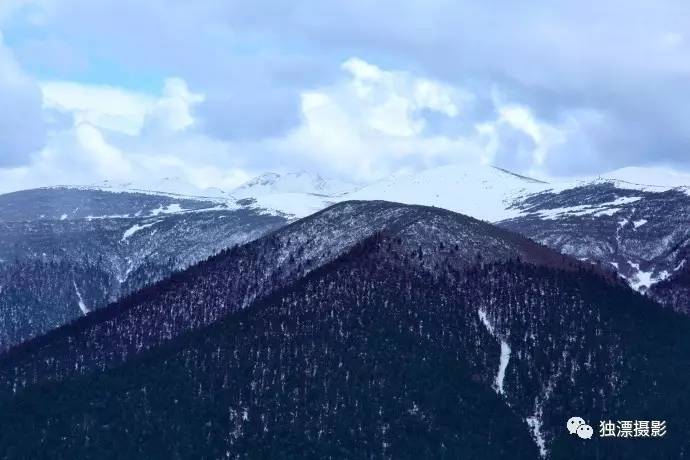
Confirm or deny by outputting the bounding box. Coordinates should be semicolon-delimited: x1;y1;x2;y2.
500;182;690;311
0;228;687;459
0;187;287;350
0;200;583;395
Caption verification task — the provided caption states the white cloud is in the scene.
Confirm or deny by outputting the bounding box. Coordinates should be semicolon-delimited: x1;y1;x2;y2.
0;76;246;193
0;56;615;194
271;57;614;182
41;81;155;135
273;57;481;180
340;57;462;136
74;123;133;178
142;78;205;134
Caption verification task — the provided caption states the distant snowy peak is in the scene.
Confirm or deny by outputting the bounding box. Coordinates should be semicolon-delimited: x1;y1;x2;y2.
344;164;551;222
229;164;553;221
22;164;690;223
232;171;357;199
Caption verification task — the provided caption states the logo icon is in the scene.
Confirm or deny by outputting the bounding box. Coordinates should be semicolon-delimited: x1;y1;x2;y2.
567;416;593;440
577;424;593;439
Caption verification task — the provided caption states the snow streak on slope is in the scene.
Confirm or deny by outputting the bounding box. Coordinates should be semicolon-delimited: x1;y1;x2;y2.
477;309;511;396
497;341;511;395
526;414;547;458
73;281;89;315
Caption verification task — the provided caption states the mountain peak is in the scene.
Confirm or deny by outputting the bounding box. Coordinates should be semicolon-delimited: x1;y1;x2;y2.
231;171;357;200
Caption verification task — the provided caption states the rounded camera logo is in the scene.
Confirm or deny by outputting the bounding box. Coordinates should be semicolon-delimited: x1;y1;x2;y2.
567;416;593;440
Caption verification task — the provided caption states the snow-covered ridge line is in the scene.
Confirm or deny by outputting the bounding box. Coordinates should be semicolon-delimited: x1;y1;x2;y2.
40;185;228;202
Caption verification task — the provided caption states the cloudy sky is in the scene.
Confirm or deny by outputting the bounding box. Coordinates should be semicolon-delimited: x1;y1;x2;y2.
0;1;689;192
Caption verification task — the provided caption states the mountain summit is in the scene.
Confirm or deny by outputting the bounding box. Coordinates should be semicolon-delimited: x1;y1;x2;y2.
232;171;356;199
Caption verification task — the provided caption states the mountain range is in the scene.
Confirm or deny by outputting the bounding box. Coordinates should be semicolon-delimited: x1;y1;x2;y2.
3;164;690;353
0;199;687;459
236;164;690;311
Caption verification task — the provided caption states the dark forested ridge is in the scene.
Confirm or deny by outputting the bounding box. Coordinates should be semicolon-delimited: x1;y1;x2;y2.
0;233;688;459
0;201;687;459
0;201;584;395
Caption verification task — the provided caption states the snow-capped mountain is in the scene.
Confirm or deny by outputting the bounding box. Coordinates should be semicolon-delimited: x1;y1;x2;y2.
230;164;690;313
345;164;548;222
3;161;690;352
225;165;550;222
229;171;358;218
232;171;356;198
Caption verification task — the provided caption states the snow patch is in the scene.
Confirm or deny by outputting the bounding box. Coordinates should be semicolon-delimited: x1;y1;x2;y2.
243;193;336;219
633;219;648;228
150;204;185;216
60;214;68;221
625;262;670;291
537;196;641;220
121;221;160;242
628;263;653;291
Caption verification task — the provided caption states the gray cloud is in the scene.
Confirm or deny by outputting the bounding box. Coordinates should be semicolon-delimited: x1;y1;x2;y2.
3;0;690;176
0;35;45;167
